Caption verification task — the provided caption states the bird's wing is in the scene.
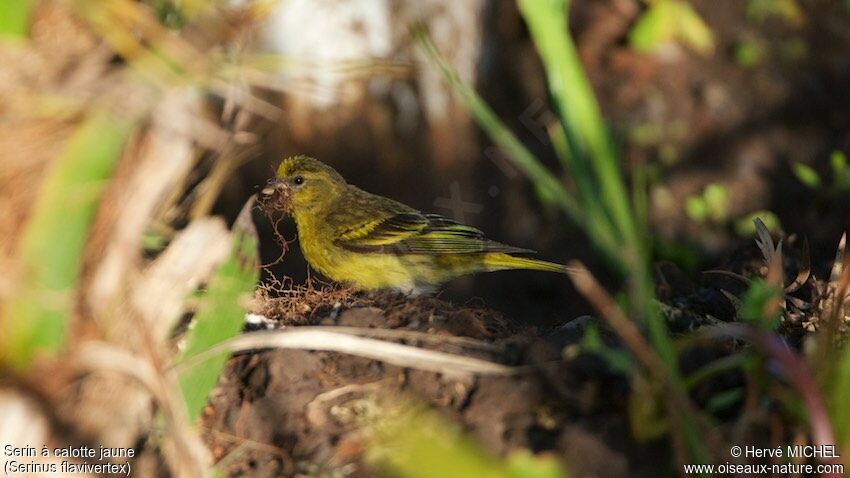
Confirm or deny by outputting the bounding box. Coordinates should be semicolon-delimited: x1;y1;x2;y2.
333;210;534;255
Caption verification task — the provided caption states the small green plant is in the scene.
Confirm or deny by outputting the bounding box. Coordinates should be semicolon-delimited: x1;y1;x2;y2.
792;162;821;188
832;151;850;191
747;0;804;25
733;210;781;236
792;151;850;195
685;182;730;224
738;278;784;329
629;0;715;56
685;183;782;237
574;323;635;375
735;38;765;68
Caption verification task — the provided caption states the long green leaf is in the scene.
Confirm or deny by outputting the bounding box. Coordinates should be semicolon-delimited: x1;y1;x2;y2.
0;110;134;369
829;344;850;455
412;27;583;228
516;0;635;247
177;201;259;422
516;0;709;465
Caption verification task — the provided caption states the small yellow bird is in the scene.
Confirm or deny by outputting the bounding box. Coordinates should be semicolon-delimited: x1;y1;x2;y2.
261;156;567;293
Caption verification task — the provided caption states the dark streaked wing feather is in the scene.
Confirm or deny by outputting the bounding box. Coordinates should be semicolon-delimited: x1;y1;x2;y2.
334;211;534;255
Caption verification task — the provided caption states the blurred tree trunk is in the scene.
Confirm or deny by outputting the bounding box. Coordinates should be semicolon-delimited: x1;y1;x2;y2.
257;0;487;170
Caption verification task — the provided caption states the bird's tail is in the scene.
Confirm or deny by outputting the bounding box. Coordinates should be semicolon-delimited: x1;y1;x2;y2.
484;253;569;274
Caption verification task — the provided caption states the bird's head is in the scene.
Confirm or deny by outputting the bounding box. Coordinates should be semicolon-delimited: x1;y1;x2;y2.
261;156;347;215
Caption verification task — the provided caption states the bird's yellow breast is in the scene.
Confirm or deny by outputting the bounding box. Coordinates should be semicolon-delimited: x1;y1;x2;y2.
296;213;414;290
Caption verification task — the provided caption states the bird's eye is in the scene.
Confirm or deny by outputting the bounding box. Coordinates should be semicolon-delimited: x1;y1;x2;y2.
293;176;305;186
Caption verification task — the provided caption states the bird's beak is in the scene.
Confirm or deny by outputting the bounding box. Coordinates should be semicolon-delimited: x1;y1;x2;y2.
261;179;288;197
261;182;277;196
259;178;292;212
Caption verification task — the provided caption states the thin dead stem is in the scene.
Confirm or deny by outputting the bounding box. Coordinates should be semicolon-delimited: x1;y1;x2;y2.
567;261;667;379
173;328;514;378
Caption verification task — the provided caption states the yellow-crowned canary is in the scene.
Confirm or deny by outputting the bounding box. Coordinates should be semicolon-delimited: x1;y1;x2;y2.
261;156;567;293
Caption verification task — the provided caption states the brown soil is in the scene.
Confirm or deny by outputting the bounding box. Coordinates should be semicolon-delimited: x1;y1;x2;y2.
202;288;664;477
203;232;818;477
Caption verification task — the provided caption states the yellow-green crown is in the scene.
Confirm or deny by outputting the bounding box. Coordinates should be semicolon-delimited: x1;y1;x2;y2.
276;155;345;183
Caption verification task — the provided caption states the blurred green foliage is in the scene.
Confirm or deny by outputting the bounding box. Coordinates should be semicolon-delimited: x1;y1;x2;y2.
577;324;634;375
826;340;850;458
747;0;804;25
653;238;701;273
0;0;31;38
147;0;189;29
0;111;134;369
685;183;730;224
629;0;715;56
778;37;808;63
792;151;850;196
738;279;783;329
792;162;821;188
628;374;668;441
177;227;259;422
831;151;850;191
735;39;764;68
517;0;645;272
686;184;782;237
421;0;709;465
733;211;781;237
369;404;569;478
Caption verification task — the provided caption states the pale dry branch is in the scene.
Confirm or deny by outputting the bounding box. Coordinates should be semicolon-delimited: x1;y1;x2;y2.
75;342;211;478
176;328;514;378
133;218;232;343
87;92;200;323
320;325;506;352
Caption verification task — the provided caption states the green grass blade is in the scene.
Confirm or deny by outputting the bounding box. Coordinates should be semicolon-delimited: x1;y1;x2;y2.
0;110;134;369
412;26;584;228
829;346;850;453
516;0;635;245
177;203;259;423
516;0;709;465
0;0;32;38
516;0;654;307
414;26;628;262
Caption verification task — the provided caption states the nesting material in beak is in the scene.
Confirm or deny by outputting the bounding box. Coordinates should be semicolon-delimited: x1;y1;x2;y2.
258;179;292;214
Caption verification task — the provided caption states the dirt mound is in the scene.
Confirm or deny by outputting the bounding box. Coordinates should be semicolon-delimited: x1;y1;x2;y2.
202;289;662;477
